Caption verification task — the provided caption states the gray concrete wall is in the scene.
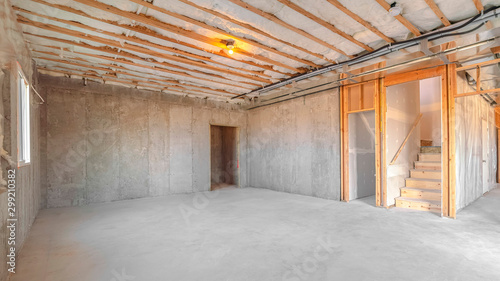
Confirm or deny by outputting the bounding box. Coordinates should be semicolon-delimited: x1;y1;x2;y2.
41;75;247;208
247;89;341;200
0;2;43;280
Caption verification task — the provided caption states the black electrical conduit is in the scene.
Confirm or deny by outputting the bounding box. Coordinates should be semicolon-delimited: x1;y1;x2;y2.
232;5;500;100
248;35;500;110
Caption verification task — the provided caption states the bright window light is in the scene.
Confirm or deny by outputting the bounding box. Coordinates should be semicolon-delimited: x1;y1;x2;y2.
17;64;30;166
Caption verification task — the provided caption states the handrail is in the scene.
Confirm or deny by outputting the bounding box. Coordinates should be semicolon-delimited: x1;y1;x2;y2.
390;113;423;165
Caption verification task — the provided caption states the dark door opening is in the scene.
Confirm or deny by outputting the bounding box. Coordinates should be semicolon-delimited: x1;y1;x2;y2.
210;125;239;191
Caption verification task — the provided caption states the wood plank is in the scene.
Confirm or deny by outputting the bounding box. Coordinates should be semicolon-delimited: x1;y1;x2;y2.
176;0;332;64
472;0;484;12
447;64;457;218
122;0;318;68
71;0;303;72
423;0;451;26
34;48;237;96
456;58;500;71
23;31;255;90
405;178;441;189
401;187;441;201
381;79;387;207
384;66;446;86
441;67;449;217
27;0;291;76
16;14;268;87
390;113;423;165
22;0;288;77
325;0;394;43
374;0;422;36
375;79;382;207
395;197;441;212
276;0;373;51
455;87;500;98
227;0;353;58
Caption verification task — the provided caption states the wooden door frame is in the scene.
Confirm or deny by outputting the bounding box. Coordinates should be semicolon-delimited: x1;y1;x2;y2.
381;65;455;217
340;79;381;206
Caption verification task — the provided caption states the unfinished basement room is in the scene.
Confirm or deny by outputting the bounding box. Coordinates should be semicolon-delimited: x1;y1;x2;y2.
1;0;500;280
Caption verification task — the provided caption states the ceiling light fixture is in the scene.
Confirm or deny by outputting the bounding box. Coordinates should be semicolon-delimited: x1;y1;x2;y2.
389;2;402;17
226;40;235;55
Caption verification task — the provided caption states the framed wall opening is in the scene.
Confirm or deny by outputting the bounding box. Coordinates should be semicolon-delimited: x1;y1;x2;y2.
341;79;381;206
210;125;240;191
382;65;450;216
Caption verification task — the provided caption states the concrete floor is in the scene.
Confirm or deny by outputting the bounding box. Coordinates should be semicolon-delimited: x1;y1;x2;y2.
11;187;500;281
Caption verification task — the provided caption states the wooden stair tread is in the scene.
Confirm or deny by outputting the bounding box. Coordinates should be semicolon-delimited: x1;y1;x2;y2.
406;178;440;182
395;197;441;205
401;187;440;193
419;153;441;155
410;169;441;172
415;161;441;163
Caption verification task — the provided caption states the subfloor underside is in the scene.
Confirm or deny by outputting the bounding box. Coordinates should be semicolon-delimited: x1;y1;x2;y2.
12;187;500;281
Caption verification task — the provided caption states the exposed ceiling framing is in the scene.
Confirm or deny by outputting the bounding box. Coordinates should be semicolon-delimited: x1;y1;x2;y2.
11;0;497;101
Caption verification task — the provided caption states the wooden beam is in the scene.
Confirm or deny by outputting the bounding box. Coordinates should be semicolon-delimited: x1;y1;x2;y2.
423;0;451;26
33;47;238;96
390;114;423;165
21;29;256;90
15;12;271;86
37;65;232;98
25;0;292;77
177;0;333;64
374;0;422;36
276;0;373;52
75;0;316;69
325;0;394;43
471;0;484;12
456;58;500;71
227;0;353;58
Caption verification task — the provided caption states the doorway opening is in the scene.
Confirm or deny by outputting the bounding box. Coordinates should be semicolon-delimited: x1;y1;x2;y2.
210;125;239;191
385;76;443;213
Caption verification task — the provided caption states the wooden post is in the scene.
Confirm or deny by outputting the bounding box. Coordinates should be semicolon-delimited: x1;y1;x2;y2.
447;64;457;218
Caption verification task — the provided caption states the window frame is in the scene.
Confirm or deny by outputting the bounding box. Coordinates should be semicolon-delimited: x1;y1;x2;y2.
15;62;31;167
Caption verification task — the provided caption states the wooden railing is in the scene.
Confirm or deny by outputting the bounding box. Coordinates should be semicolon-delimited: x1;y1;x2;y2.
390;113;423;165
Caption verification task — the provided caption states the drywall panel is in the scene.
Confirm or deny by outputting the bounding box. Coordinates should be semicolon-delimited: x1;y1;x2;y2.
349;111;376;200
42;75;247;207
248;89;341;200
386;81;421;206
420;77;442;146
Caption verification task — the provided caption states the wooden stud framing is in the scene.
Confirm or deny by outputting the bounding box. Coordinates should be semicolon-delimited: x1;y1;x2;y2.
325;0;394;43
374;0;422;36
471;0;485;12
382;65;452;216
447;64;457;218
227;0;353;58
70;0;305;72
423;0;451;26
375;79;382;207
25;0;292;77
17;15;267;88
23;31;255;91
381;79;387;207
176;0;333;63
340;79;380;205
104;0;318;68
276;0;373;51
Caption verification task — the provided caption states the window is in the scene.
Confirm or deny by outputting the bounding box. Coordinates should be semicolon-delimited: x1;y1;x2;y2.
17;63;30;166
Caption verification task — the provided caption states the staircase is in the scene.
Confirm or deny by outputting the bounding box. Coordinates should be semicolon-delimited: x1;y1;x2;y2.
395;146;441;213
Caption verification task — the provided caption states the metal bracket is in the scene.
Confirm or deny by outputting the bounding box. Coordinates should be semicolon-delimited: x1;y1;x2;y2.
341;65;358;83
420;38;450;64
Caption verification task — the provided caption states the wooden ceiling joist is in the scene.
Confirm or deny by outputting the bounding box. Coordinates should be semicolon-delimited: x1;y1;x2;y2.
26;0;291;77
24;31;256;91
19;20;262;91
32;47;238;96
37;66;231;99
374;0;422;36
74;0;317;70
325;0;394;43
15;11;272;85
176;0;334;63
471;0;484;12
423;0;451;26
276;0;373;52
227;0;353;58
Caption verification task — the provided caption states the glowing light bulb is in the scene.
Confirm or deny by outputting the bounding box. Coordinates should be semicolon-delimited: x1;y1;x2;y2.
228;49;234;55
